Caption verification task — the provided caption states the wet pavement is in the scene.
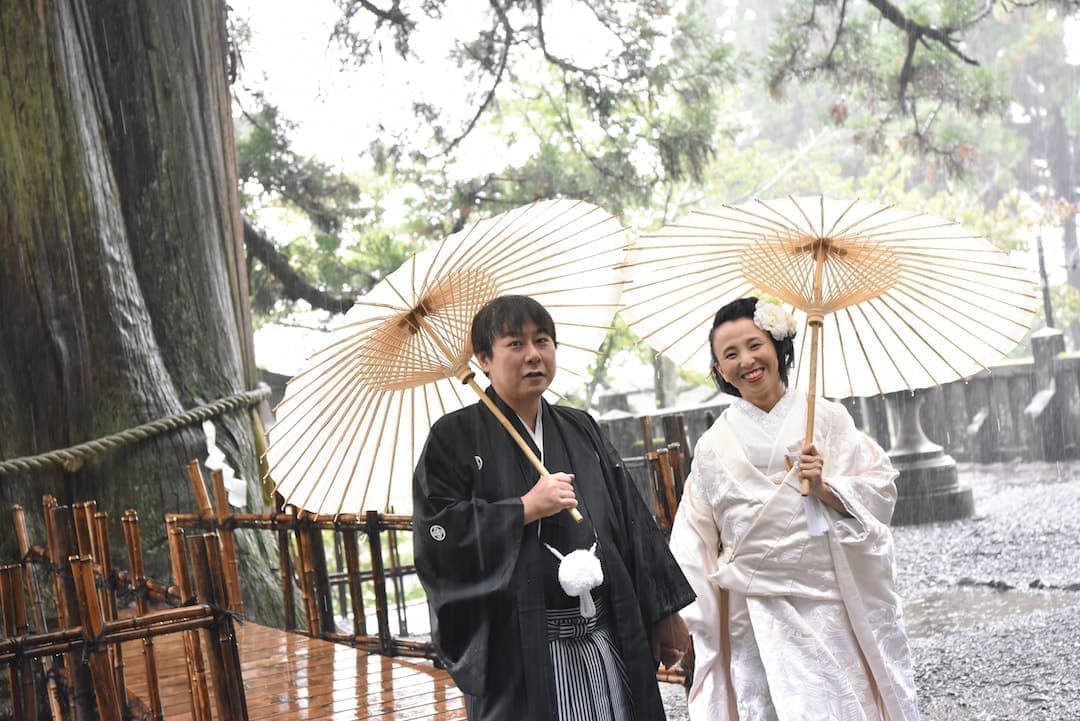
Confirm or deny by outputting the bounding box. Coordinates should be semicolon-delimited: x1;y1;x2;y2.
661;460;1080;720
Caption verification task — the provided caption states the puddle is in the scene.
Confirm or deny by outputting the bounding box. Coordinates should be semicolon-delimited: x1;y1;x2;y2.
903;586;1077;638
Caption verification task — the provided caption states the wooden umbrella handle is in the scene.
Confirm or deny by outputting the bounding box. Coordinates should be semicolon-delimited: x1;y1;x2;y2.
802;303;825;497
465;375;585;523
802;239;828;498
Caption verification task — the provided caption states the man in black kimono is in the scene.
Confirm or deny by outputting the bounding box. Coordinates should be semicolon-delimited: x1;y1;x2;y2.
414;295;694;721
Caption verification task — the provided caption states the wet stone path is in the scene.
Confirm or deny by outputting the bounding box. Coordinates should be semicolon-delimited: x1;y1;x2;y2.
662;460;1080;720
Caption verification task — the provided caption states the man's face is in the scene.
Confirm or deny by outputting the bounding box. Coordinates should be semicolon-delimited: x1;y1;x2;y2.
476;319;557;412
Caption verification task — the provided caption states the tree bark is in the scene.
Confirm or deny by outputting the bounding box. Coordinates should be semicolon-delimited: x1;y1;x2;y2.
0;0;282;622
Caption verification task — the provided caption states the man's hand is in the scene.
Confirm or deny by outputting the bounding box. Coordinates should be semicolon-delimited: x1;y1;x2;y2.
650;613;689;668
521;472;577;524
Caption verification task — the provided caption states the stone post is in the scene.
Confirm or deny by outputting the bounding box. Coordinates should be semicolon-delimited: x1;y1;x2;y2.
1026;328;1066;461
886;390;974;525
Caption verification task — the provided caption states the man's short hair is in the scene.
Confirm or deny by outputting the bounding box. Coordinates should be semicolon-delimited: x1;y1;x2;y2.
470;295;557;357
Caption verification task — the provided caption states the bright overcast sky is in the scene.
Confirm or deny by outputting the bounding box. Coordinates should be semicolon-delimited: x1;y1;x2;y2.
230;0;622;167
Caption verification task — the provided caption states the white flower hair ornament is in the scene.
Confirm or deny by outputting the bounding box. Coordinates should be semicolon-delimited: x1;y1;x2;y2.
753;301;798;341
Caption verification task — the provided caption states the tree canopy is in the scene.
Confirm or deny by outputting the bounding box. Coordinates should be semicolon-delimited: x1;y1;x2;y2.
233;0;1080;394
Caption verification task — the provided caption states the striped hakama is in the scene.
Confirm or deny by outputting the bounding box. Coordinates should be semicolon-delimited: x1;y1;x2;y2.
546;598;634;721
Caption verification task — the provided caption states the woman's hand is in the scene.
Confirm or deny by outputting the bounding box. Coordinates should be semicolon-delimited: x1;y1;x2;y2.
798;444;850;516
521;472;577;524
798;444;824;490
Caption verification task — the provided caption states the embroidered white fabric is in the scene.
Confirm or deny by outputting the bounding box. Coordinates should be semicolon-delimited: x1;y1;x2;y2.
672;392;919;721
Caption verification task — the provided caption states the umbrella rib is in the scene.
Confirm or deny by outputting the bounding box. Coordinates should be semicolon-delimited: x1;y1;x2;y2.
303;387;389;508
841;306;885;396
705;205;807;239
341;388;396;514
378;389;410;513
820;198;898;240
892;252;1039;280
792;313;810;391
284;320;395;389
885;286;1012;367
275;385;384;513
624;273;750;335
752;235;809;302
898;267;1039;320
269;356;369;448
875;295;976;379
439;200;539;284
864;298;946;386
494;215;626;276
851;302;914;391
746;198;815;237
831;313;856;399
446;200;608;282
620;259;749;312
891;279;1034;346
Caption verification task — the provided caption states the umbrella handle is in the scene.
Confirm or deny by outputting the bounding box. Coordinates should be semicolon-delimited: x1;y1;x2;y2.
802;309;824;498
465;377;585;523
801;395;815;497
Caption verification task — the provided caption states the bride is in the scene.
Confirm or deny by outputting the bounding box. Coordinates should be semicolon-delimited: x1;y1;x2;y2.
670;297;920;721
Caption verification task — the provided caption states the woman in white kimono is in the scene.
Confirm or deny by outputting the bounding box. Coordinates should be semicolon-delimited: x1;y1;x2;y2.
670;297;920;721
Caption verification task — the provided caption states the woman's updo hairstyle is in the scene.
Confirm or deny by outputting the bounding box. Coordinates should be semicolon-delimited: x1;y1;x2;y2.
708;296;797;397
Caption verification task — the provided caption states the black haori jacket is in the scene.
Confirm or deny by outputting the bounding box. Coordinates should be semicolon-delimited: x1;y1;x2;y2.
413;387;694;720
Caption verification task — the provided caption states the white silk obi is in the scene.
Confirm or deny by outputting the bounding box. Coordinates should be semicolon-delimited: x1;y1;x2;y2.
670;392;921;721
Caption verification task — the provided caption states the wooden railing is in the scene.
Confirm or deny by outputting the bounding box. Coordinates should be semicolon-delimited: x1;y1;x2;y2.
167;461;432;660
1;499;247;721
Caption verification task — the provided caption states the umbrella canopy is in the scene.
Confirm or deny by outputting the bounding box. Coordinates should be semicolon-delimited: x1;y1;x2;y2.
620;195;1039;402
266;199;628;516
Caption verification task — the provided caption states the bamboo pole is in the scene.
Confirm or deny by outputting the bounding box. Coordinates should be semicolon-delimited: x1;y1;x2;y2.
0;565;37;721
655;447;679;531
48;505;95;721
187;535;249;721
645;451;669;529
163;509;415;532
278;517;297;631
341;524;368;637
210;469;245;616
387;523;408;635
122;510;164;721
71;556;123;721
802;240;827;496
308;524;334;635
366;511;393;655
667;442;687;503
166;519;213;721
0;609;222;663
202;533;249;721
72;501;97;559
187;460;215;519
293;521;318;635
13;505;64;721
93;511;127;713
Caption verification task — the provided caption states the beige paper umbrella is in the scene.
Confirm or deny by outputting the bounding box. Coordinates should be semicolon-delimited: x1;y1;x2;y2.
620;195;1039;493
266;199;628;516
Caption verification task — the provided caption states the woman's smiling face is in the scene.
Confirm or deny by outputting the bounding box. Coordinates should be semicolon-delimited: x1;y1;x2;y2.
711;317;785;411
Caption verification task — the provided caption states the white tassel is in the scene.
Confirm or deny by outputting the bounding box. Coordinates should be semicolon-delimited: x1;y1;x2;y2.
545;542;604;618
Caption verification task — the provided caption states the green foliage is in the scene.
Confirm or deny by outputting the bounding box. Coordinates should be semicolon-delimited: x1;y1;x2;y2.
235;0;1080;390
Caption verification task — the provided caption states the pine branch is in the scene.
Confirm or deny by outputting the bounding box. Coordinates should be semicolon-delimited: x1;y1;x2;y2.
243;220;364;314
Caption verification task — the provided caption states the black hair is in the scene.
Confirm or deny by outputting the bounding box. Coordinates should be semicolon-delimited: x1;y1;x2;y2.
470;295;557;358
708;296;796;396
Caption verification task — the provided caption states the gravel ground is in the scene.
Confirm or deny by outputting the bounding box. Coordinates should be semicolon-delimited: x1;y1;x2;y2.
661;460;1080;720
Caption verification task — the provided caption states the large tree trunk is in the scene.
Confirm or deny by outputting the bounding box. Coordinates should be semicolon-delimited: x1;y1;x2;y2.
0;0;281;622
